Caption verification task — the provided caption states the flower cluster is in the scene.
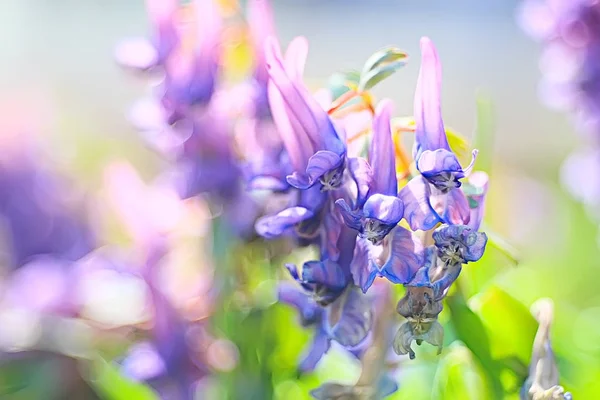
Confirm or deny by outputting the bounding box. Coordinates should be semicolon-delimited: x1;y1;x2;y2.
115;0;491;397
518;0;600;236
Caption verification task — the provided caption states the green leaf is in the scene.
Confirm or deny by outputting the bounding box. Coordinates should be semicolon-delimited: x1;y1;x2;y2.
358;61;407;92
446;294;504;399
432;343;493;400
470;286;537;367
484;228;520;266
473;92;495;174
358;47;408;91
446;127;472;167
85;357;159;400
360;47;408;77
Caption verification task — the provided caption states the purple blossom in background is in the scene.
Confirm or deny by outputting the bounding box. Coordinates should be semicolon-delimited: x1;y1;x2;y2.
0;136;94;269
519;0;600;223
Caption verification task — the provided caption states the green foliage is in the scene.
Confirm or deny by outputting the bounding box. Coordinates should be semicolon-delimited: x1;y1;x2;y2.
86;357;159;400
358;47;408;91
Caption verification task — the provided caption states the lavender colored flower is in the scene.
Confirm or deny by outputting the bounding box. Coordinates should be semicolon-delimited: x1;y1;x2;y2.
265;36;347;192
0;144;94;269
114;0;179;71
336;99;404;245
349;227;424;293
399;37;477;231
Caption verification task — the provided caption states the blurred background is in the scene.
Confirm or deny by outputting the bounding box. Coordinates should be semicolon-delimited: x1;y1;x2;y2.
0;0;598;399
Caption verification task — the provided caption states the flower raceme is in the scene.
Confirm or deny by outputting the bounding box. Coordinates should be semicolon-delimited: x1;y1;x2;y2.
116;3;495;397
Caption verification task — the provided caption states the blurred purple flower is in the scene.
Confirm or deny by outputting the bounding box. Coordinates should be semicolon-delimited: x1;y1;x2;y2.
265;36;347;192
0;143;94;269
399;37;476;231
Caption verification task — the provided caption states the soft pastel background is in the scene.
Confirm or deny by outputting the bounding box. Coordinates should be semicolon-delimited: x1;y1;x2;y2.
1;0;598;399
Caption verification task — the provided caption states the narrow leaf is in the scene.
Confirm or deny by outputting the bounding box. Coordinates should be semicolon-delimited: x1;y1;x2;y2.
473;92;495;174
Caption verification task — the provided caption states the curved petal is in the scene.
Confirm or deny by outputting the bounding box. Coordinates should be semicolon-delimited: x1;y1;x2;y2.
362;194;404;225
286;150;343;189
284;36;309;82
302;260;348;290
266;37;339;153
334;199;363;232
350;237;379;293
370;99;397;195
321;210;343;261
327;286;373;347
444;188;471;225
381;227;424;284
266;40;313;171
299;328;331;372
414;37;450;157
432;264;462;300
278;282;320;322
416;149;463;176
255;206;314;239
247;0;276;85
398;176;440;231
348;157;374;207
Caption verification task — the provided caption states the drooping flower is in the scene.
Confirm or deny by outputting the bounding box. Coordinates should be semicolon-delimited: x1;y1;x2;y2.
336;99;404;245
349;227;424;293
393;224;486;359
399;37;477;231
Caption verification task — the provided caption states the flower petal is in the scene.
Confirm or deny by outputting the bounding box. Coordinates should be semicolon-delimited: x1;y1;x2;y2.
416;149;463;177
287;150;343;189
265;37;342;154
348;157;374;207
284;36;309;82
349;237;379;293
362;194;404;225
321;210;343;261
247;0;276;85
299;328;331;372
278;282;319;322
398;176;440;231
381;227;424;284
370;99;397;196
327;286;373;347
266;40;313;171
302;260;348;290
334;199;363;232
444;188;471;225
255;206;314;239
414;37;450;157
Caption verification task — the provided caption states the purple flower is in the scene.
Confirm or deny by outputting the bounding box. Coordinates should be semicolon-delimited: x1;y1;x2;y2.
349;227;424;293
335;99;404;245
114;0;180;71
278;282;331;372
399;37;477;231
0;152;94;269
265;36;347;192
161;0;222;116
432;224;488;266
